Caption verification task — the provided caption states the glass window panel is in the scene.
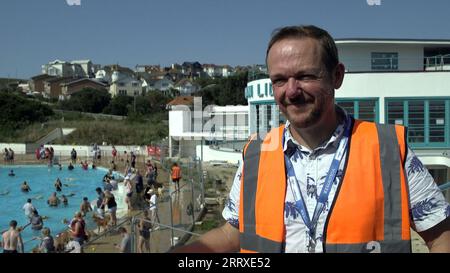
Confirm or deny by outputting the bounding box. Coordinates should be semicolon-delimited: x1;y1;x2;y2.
429;100;445;143
387;101;404;125
358;100;376;122
371;52;398;70
336;101;354;116
408;100;425;143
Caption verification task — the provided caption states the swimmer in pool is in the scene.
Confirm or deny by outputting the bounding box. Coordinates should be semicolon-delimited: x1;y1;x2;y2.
54;178;63;192
47;192;60;207
21;181;31;192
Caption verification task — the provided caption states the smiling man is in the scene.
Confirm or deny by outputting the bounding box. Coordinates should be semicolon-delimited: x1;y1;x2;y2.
173;25;450;253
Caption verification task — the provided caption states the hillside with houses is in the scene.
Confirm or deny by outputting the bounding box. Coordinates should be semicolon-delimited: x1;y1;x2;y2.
18;59;265;101
0;60;264;145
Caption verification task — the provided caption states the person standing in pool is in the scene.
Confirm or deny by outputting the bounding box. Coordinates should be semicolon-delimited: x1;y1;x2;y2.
22;199;36;219
103;190;117;226
30;210;44;230
95;187;105;217
54;178;63;192
1;220;24;253
21;181;31;192
38;227;55;253
80;197;92;216
60;194;68;206
47;192;60;207
69;212;88;245
70;148;77;164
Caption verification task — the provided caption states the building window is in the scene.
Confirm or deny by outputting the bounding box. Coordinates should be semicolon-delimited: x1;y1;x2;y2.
358;100;377;122
337;101;355;117
386;101;404;125
429;100;446;143
371;52;398;70
386;98;449;147
256;105;260;134
336;99;378;122
408;100;425;143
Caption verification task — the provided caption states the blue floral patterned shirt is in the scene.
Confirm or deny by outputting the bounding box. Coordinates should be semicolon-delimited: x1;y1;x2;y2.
222;109;450;253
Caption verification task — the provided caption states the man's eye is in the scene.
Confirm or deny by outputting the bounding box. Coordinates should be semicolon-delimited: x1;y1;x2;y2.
298;75;318;81
272;79;286;86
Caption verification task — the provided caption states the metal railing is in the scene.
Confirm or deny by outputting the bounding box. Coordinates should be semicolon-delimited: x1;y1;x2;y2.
424;55;450;71
128;166;206;253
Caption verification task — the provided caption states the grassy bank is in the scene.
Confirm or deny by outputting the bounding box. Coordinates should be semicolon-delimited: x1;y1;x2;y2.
0;111;168;145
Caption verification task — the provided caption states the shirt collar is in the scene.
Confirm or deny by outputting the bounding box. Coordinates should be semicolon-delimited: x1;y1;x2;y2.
282;106;350;155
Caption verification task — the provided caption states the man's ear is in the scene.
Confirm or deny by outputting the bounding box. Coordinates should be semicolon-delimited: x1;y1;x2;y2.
333;63;345;89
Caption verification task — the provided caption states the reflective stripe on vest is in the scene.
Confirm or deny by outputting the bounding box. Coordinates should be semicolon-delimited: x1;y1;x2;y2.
325;240;411;253
325;122;410;253
240;132;285;253
240;120;411;253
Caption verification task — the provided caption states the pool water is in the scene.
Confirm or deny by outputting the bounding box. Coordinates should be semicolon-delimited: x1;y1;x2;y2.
0;165;124;252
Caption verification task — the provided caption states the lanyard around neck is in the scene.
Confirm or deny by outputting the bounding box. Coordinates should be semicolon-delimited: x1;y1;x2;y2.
283;116;352;240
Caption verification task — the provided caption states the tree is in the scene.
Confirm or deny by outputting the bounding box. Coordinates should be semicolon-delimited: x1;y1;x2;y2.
195;71;248;106
0;92;53;130
103;95;133;116
145;92;171;114
59;88;111;113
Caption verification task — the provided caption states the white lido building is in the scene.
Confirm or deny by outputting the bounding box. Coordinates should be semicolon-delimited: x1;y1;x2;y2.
168;96;249;163
245;38;450;190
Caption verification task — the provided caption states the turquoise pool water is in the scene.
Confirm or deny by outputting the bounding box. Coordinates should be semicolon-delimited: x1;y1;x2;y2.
0;165;112;252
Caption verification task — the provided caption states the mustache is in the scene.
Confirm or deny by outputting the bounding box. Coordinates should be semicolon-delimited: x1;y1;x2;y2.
282;93;309;105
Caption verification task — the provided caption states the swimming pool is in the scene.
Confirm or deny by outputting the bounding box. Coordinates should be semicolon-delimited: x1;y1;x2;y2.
0;165;125;252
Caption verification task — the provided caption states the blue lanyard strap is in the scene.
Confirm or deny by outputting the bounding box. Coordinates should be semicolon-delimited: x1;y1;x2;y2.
283;116;352;241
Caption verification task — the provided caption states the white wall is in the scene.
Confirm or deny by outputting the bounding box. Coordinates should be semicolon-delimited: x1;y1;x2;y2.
169;110;191;137
169;106;249;139
0;143;146;157
196;145;242;165
0;144;26;154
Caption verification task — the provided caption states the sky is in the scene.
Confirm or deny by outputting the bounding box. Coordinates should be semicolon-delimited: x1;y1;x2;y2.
1;0;450;79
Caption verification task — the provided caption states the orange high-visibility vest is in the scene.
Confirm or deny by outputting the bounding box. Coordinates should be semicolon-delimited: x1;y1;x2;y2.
171;166;181;179
239;119;411;253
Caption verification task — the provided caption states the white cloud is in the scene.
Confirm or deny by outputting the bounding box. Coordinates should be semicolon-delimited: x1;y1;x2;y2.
366;0;381;6
66;0;81;6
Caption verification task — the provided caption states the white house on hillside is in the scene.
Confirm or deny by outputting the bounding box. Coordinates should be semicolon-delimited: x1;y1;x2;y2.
174;78;200;95
42;59;98;78
109;71;142;97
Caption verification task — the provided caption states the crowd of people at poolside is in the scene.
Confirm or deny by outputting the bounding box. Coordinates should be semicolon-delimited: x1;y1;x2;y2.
1;145;167;253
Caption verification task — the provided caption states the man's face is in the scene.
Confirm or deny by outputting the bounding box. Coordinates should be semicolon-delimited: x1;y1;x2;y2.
267;38;337;129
